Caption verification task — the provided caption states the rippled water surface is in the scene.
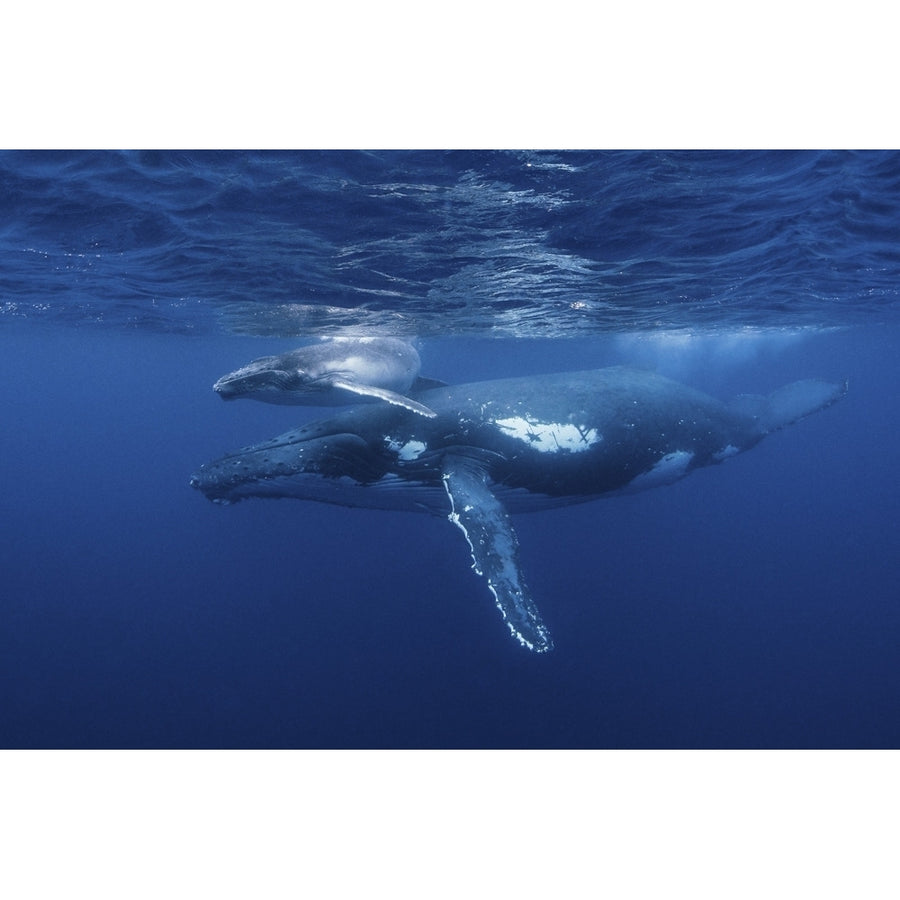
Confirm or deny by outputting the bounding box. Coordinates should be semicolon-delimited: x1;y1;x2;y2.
3;150;898;335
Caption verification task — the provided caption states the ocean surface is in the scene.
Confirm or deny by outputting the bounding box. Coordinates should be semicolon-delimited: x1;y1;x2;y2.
1;149;898;748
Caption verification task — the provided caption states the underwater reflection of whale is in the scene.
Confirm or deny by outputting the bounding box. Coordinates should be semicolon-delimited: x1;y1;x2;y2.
192;367;846;652
213;336;442;417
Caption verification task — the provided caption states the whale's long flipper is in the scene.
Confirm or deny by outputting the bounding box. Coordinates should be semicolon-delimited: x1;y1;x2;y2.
330;378;438;418
441;454;553;653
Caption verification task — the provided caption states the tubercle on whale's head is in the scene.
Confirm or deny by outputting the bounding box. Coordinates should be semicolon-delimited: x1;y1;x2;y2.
213;357;307;400
189;430;388;504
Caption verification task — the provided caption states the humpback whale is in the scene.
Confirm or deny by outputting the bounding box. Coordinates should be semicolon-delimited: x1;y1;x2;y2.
191;367;846;652
213;336;441;417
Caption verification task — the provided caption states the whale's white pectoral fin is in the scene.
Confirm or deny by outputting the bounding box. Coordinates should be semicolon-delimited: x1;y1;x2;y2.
441;455;554;653
330;378;438;418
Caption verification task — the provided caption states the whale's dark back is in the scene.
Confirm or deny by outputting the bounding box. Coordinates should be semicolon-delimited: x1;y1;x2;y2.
389;367;761;498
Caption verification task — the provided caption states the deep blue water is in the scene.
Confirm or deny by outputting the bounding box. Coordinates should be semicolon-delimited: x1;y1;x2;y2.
1;150;898;748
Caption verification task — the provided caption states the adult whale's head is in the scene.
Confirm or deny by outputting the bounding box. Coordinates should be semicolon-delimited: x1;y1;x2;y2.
212;336;438;416
192;367;847;652
190;423;412;507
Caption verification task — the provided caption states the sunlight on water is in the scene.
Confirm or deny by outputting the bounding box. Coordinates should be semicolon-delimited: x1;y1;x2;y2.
612;326;830;379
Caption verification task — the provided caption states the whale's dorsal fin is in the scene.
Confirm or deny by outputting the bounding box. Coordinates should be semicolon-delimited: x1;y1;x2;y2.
441;453;553;653
411;376;448;393
329;378;438;418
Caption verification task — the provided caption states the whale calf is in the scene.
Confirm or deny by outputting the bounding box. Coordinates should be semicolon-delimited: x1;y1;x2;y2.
213;336;441;417
191;367;846;652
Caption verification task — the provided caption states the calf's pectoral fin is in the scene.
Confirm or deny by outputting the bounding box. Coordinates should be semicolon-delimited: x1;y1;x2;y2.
441;454;554;653
330;378;438;417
